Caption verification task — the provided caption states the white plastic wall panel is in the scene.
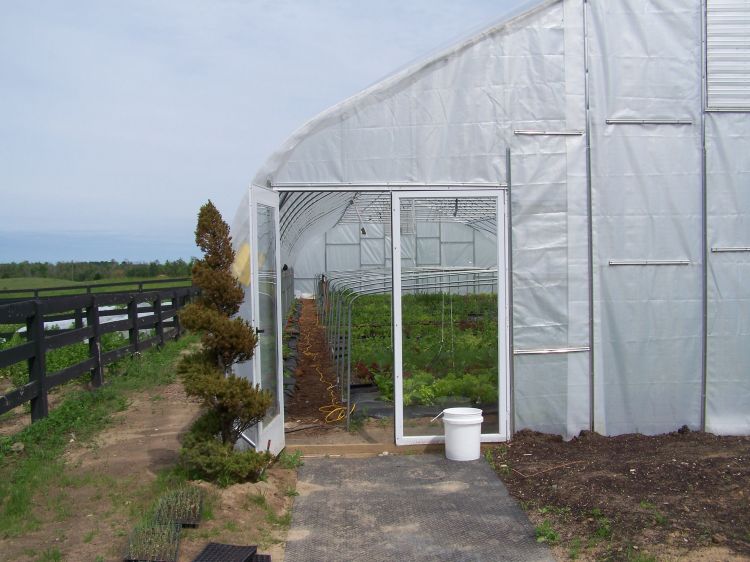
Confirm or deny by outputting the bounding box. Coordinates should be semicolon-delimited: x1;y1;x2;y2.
706;0;750;110
292;233;325;297
589;0;704;435
416;222;439;237
325;244;359;272
326;223;360;244
441;243;474;267
365;223;385;238
416;238;440;265
474;231;499;268
441;222;474;242
511;136;570;350
401;235;416;267
515;354;576;436
706;112;750;434
361;238;386;266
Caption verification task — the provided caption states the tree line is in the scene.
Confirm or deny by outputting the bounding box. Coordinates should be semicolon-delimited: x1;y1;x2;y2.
0;259;195;282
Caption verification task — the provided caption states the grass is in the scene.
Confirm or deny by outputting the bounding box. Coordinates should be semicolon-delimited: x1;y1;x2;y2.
535;520;559;544
35;547;63;562
639;500;668;526
243;490;292;529
0;333;199;538
568;537;583;559
0;276;191;298
0;277;87;291
245;492;269;510
152;485;203;527
277;449;304;469
1;330;130;389
123;522;180;562
590;508;613;539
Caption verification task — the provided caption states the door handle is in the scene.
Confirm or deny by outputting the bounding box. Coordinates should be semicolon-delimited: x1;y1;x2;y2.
255;328;265;334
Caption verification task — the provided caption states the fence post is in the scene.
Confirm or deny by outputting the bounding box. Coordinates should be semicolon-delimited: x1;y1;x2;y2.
172;291;182;339
154;294;164;347
74;307;84;329
27;300;48;421
87;296;104;387
128;297;140;353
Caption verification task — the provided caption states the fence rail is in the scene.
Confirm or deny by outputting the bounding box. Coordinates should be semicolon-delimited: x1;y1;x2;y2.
0;277;192;302
0;286;200;424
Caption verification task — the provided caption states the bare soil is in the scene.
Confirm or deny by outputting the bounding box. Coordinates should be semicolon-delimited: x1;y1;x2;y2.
489;429;750;561
0;381;297;561
285;299;343;425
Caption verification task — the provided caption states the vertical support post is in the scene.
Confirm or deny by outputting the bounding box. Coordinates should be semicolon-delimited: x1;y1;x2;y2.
87;296;103;388
74;307;84;330
582;0;596;432
128;298;140;353
154;294;164;347
27;300;48;421
173;291;182;339
700;0;709;431
505;148;515;438
346;302;352;431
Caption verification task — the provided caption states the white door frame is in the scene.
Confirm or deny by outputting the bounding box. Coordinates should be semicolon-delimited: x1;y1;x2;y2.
249;185;285;455
390;189;511;445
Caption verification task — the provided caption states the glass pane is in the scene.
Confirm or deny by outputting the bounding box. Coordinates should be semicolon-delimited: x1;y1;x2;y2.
400;197;499;438
256;203;278;417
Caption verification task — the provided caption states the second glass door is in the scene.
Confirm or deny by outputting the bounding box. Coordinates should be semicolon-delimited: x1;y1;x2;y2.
391;191;510;445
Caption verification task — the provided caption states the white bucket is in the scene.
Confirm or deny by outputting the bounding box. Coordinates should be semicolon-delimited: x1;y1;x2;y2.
441;407;483;461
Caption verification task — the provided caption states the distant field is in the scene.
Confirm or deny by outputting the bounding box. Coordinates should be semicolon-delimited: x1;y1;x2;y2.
0;276;191;298
0;277;87;290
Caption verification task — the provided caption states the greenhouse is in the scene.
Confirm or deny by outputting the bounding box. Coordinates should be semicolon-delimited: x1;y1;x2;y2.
230;0;750;454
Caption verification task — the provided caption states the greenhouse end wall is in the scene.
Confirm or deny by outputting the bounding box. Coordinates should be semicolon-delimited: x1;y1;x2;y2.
238;0;750;439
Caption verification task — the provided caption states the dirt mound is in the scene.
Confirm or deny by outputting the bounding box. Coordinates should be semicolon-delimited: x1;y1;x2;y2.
490;429;750;561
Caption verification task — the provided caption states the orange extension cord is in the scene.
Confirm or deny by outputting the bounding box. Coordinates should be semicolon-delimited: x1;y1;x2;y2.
300;316;356;424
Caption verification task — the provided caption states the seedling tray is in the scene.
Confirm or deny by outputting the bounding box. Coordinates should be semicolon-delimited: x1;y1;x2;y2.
123;523;180;562
190;542;258;562
153;486;204;528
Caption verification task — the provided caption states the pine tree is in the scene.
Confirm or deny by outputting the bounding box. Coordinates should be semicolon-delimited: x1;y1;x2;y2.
179;201;272;453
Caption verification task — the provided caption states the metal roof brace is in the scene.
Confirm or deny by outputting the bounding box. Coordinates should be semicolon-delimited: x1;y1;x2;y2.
711;247;750;253
349;199;367;235
605;118;694;125
608;260;691;266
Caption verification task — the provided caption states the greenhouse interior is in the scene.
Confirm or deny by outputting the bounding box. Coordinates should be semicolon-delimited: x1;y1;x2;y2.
231;0;750;454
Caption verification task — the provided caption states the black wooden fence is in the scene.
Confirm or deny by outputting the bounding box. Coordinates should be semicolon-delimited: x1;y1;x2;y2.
0;286;199;423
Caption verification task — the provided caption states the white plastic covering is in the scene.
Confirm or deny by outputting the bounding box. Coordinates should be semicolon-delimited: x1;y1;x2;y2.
236;0;750;438
706;113;750;434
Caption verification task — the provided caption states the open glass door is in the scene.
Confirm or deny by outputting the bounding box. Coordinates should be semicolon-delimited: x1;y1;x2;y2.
391;190;510;445
249;186;284;455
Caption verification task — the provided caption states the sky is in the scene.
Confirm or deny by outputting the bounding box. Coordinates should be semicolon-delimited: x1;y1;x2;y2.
0;0;528;263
